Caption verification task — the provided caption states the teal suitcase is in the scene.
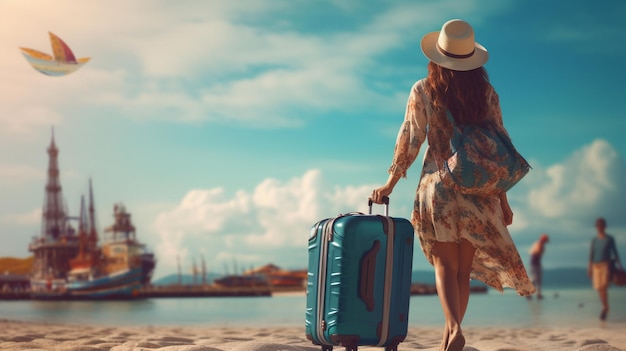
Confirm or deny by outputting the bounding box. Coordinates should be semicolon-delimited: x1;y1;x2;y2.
305;198;414;351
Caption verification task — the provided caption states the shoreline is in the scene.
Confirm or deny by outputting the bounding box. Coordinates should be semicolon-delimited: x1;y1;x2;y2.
0;283;488;301
1;319;625;350
2;286;625;332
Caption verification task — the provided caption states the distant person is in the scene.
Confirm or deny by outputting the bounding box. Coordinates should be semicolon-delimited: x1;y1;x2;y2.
588;217;622;321
528;233;549;299
370;19;535;351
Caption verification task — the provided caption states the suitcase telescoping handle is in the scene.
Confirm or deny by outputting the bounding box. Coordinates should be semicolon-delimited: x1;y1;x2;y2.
367;195;389;216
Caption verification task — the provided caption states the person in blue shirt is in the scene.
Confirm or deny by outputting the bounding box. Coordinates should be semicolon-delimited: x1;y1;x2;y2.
588;217;622;321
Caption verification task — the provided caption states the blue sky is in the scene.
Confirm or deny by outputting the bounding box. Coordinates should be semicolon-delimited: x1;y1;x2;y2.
1;0;625;281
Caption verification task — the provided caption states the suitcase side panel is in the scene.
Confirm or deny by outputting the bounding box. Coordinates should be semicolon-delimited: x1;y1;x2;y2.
325;215;389;345
386;218;414;344
304;219;330;345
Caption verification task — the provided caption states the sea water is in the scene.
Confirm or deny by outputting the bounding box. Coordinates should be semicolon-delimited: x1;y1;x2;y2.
1;287;624;329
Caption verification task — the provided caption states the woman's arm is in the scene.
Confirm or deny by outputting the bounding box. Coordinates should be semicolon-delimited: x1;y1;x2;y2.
372;81;427;203
500;192;513;226
587;239;594;278
610;237;622;268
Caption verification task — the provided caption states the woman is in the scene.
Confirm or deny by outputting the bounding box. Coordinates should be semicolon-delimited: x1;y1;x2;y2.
528;233;549;299
588;217;621;321
370;19;535;351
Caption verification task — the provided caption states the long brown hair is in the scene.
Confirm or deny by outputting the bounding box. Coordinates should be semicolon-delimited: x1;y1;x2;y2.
425;62;490;125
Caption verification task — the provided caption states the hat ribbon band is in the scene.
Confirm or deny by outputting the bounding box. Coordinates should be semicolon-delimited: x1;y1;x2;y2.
437;44;475;59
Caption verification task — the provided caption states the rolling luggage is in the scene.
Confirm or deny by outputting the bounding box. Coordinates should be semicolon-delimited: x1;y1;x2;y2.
305;197;414;351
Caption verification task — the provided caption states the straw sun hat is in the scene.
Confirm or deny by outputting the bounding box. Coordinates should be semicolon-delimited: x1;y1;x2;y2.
420;19;488;71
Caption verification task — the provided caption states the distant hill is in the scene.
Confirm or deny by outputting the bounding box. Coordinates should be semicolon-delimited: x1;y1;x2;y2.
152;273;223;286
0;256;33;275
153;267;590;288
413;267;590;288
541;267;590;287
412;270;486;288
0;256;591;289
412;270;435;284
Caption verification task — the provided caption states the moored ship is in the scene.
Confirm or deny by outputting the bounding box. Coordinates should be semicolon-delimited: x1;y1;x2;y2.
29;132;155;300
243;264;307;289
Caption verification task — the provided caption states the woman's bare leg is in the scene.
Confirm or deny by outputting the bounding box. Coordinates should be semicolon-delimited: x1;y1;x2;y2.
432;240;476;350
432;241;460;350
598;287;609;320
439;325;448;351
457;239;476;322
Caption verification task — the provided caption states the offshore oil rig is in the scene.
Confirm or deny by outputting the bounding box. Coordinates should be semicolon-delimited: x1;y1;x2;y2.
29;131;80;291
28;130;156;299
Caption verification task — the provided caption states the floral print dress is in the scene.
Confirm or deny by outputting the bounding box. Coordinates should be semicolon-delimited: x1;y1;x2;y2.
388;78;535;295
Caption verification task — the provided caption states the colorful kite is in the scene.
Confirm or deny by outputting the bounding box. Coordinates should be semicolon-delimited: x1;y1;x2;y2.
19;32;90;76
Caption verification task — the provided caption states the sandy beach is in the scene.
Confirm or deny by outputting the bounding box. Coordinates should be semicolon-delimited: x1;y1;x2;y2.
1;319;624;351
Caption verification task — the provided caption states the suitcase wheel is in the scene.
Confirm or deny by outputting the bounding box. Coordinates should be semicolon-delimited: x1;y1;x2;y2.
321;346;333;351
384;344;398;351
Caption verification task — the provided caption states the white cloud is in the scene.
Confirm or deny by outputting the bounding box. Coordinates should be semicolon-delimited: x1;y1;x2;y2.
247;170;323;246
149;139;626;278
151;169;375;278
526;139;626;222
1;0;508;137
0;164;45;184
153;187;252;274
0;208;41;226
508;139;626;268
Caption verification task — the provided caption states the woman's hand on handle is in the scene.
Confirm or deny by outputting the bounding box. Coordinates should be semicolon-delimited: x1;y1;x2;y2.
371;174;400;204
371;185;392;204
